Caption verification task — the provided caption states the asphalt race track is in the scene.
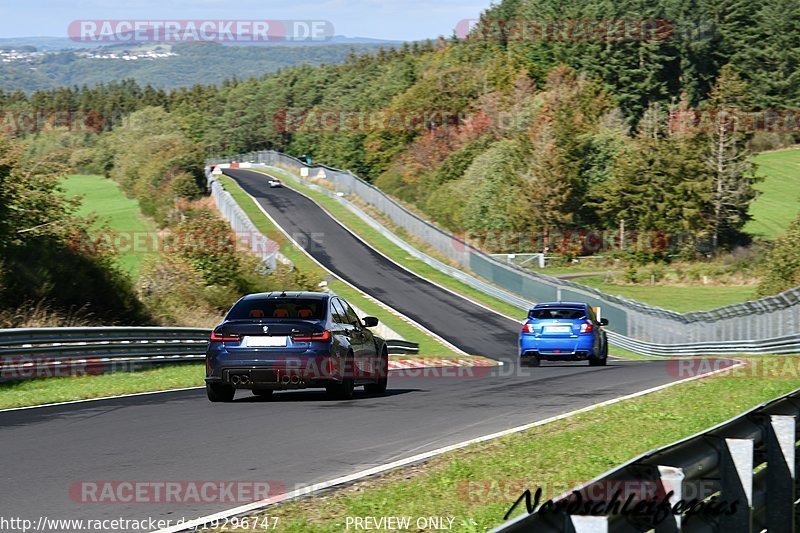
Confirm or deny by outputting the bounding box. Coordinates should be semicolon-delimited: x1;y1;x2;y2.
0;168;704;529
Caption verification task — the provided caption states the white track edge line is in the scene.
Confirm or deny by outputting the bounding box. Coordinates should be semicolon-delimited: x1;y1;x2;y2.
155;360;746;533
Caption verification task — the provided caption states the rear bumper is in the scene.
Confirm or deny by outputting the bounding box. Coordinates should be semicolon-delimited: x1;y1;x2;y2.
205;348;380;389
519;335;597;359
205;367;337;389
206;347;341;389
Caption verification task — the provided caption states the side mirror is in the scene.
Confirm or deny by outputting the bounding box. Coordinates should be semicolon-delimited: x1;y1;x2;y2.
600;318;609;326
362;316;379;328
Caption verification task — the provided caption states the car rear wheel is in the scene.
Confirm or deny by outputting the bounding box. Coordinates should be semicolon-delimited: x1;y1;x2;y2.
522;354;540;367
327;354;355;400
252;389;274;398
206;382;235;402
589;357;607;367
365;350;388;394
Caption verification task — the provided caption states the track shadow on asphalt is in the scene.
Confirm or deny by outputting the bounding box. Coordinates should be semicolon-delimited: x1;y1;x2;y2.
233;388;419;403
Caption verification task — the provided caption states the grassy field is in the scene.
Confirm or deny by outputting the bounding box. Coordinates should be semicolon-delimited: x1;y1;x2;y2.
255;357;800;532
745;148;800;238
61;174;156;278
576;276;757;312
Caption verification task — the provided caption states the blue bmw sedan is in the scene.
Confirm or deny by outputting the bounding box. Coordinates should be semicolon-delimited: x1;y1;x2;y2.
519;302;609;367
205;291;388;401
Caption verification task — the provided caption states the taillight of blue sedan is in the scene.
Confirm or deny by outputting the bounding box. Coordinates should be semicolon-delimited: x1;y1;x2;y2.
519;302;609;367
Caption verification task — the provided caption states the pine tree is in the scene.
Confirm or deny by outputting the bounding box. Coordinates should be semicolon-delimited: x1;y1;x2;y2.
700;65;759;247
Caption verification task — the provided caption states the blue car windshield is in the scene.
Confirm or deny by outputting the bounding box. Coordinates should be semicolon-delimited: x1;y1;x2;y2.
531;308;585;320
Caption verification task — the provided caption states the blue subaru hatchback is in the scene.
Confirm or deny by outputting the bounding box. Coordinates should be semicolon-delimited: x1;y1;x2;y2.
519;302;609;367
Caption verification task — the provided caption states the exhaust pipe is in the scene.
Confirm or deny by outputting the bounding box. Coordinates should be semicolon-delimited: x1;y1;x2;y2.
281;374;291;384
230;375;240;385
290;375;301;384
240;375;249;385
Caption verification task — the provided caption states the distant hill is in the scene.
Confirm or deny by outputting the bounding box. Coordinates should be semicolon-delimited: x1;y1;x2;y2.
0;40;401;91
0;35;402;51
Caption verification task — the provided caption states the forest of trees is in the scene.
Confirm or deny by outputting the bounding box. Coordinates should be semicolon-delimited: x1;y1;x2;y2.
4;0;797;248
2;0;800;320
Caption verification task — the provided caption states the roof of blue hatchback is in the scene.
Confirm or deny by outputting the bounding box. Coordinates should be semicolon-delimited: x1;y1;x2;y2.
533;302;587;308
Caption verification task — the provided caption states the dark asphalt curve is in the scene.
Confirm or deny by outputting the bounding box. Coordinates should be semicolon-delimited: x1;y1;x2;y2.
0;169;703;531
225;168;520;363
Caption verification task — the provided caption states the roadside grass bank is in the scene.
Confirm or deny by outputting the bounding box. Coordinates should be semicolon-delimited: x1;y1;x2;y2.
0;364;203;410
745;148;800;238
576;276;757;313
61;174;157;278
217;175;466;360
251;355;800;532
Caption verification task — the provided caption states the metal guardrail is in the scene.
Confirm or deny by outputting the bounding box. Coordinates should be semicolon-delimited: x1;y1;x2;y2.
606;331;800;357
207;171;291;271
385;340;420;355
493;386;800;532
0;327;418;379
0;327;209;378
208;151;800;346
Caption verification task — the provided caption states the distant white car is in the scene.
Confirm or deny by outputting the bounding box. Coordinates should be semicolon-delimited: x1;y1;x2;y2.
268;178;282;188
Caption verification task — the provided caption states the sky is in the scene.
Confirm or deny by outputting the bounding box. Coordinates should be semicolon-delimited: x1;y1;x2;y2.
0;0;488;41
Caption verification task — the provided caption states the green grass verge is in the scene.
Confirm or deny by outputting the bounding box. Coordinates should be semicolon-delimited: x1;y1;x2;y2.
0;364;203;410
745;148;800;238
254;357;800;532
217;175;462;358
61;174;157;278
576;276;757;313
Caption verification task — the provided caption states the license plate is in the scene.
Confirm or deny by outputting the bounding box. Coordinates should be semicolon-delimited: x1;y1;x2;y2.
545;326;571;334
244;336;288;347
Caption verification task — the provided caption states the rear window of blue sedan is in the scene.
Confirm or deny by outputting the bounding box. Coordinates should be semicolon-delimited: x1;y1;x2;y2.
531;308;586;319
227;299;326;320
